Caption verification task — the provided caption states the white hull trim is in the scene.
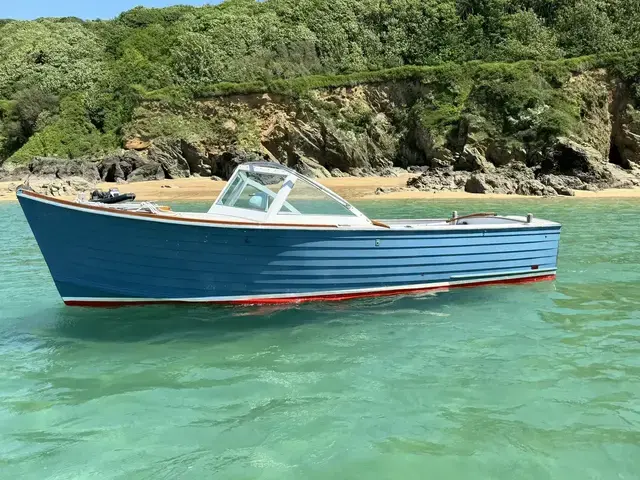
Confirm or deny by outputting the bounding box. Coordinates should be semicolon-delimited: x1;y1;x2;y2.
62;269;556;304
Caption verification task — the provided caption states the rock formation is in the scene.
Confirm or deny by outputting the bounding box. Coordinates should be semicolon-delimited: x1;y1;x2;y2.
2;69;640;197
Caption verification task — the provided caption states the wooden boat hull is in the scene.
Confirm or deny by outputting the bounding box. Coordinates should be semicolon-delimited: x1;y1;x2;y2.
17;190;560;307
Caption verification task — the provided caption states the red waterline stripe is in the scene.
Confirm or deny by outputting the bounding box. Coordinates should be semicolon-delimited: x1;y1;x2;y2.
63;274;556;308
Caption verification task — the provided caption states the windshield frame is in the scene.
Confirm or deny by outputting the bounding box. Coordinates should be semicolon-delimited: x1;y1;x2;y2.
209;163;371;225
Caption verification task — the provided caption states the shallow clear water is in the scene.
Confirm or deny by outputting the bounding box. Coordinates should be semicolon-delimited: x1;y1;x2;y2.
1;198;639;479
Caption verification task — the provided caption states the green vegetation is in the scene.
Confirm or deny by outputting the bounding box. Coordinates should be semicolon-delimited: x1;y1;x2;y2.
1;0;639;164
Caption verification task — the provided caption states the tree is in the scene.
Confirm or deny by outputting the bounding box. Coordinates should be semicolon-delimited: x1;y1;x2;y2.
555;0;619;56
0;20;106;97
497;9;562;61
0;88;59;153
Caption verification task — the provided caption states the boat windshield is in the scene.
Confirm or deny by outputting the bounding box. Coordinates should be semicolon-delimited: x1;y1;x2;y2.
276;178;355;216
216;170;293;212
214;164;359;218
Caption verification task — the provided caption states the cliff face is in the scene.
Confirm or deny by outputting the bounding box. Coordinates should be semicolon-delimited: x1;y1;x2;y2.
117;67;640;195
4;65;640;196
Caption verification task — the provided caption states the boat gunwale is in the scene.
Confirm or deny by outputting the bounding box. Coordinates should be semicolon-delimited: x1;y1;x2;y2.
17;189;561;232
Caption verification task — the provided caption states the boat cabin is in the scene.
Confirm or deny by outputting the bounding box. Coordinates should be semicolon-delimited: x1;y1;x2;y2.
207;163;373;226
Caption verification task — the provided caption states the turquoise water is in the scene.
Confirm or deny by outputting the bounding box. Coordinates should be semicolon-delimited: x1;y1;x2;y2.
1;198;639;479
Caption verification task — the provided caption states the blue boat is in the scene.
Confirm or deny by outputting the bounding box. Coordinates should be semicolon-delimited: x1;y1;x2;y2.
16;162;561;307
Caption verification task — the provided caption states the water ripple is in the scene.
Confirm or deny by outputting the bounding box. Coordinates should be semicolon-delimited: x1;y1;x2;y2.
1;199;639;478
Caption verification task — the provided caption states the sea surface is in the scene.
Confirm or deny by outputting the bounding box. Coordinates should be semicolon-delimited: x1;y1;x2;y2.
0;198;639;479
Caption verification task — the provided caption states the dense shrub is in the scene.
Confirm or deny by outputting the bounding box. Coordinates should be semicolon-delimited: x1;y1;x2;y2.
1;0;639;163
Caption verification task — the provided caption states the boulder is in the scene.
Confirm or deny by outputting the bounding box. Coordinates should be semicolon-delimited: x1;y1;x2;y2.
127;163;165;183
546;137;609;184
462;165;570;196
181;140;213;176
292;155;331;178
98;151;146;182
148;138;190;179
125;137;151;150
407;165;429;174
27;157;62;179
330;168;349;177
484;173;518;194
538;174;577;196
67;177;95;192
378;167;407;177
55;160;100;183
486;141;526;167
465;175;491;194
464;172;517;194
0;164;31;182
407;168;470;192
211;150;269;180
32;177;95;197
28;157;100;182
454;145;495;173
601;163;640;189
516;179;557;196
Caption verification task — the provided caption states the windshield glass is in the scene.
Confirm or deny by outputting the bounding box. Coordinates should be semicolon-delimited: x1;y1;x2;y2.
217;171;288;212
215;165;358;217
277;178;356;216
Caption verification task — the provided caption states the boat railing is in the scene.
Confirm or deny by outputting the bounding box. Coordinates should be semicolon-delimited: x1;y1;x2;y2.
447;212;535;225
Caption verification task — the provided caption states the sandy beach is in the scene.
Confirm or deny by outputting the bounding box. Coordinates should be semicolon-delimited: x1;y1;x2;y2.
2;175;640;203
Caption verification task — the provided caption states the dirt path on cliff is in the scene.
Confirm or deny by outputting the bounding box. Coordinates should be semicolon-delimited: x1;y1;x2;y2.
2;175;640;203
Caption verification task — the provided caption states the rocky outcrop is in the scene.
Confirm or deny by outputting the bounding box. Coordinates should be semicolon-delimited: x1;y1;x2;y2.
542;137;610;184
464;165;560;196
454;145;495;173
127;163;165;182
147;139;191;179
30;177;95;197
610;84;640;170
181;141;213;176
99;151;147;182
538;174;578;196
407;169;470;192
292;155;331;178
0;164;31;182
616;107;640;168
0;139;278;186
3;69;640;195
464;173;518;195
27;157;100;182
330;168;349;177
125;137;151;150
410;164;574;196
209;150;270;179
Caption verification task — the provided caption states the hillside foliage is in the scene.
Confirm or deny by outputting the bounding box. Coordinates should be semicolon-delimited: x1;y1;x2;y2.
1;0;639;163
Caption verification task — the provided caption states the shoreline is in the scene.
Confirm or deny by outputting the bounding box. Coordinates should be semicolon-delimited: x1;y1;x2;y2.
2;175;640;203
